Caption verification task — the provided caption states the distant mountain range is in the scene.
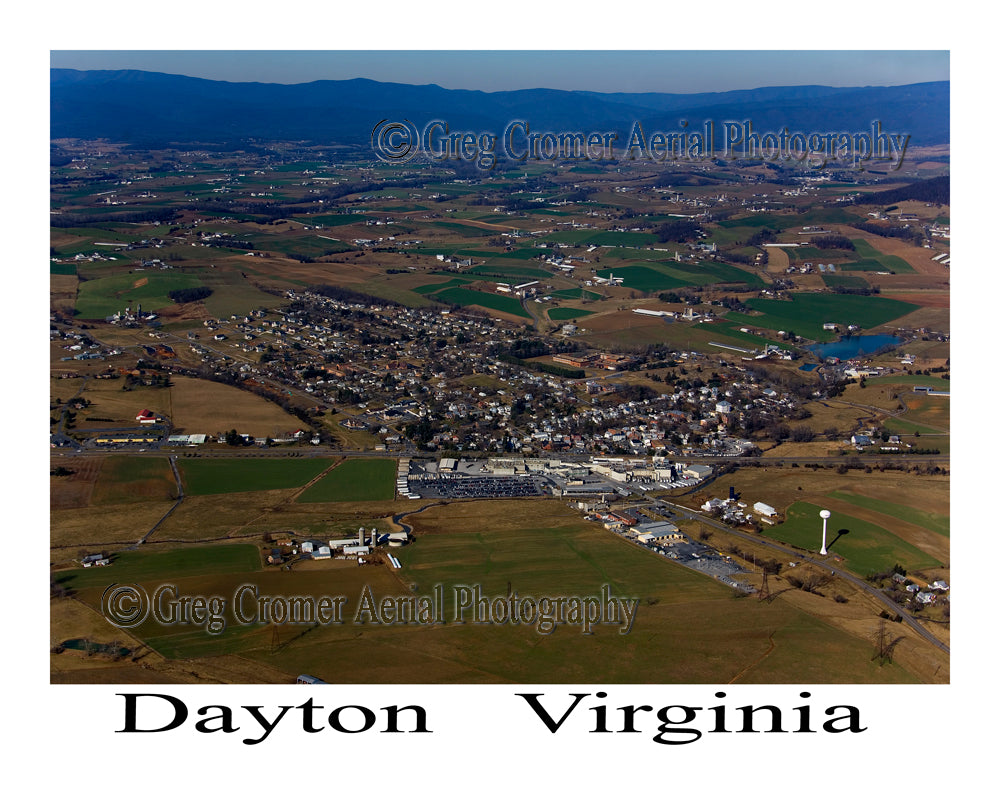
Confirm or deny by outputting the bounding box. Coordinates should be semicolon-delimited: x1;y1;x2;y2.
50;69;949;150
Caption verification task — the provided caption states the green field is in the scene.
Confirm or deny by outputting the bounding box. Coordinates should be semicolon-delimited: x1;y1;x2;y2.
550;288;602;301
53;500;923;682
201;275;293;318
547;307;594;320
582;231;657;247
297;458;396;502
75;271;206;318
427;287;531;318
597;265;688;292
597;260;763;293
294;213;368;226
55;543;262;591
792;246;855;261
867;375;950;390
361;503;920;683
413;277;475;295
255;233;355;257
179;457;334;496
769;502;942;575
725;294;919;340
428;221;492;237
849;240;916;273
467;264;551;280
717;214;786;230
822;274;870;289
827;491;949;538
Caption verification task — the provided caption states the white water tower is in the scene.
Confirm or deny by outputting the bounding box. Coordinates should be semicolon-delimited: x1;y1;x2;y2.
819;509;831;555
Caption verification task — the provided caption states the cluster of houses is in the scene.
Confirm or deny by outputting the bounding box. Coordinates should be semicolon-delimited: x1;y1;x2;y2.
162;290;799;457
892;573;949;606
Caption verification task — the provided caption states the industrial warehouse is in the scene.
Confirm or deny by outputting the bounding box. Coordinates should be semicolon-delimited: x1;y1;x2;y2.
394;456;714;500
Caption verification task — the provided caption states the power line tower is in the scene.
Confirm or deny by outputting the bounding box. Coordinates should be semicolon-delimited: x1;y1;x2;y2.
758;568;771;602
872;618;890;665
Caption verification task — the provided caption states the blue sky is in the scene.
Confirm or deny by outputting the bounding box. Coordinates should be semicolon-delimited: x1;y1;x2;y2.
49;51;948;94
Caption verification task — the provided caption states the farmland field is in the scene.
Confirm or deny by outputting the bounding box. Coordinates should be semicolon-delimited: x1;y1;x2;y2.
596;265;688;292
426;287;531;318
55;543;262;591
724;294;920;340
850;239;917;273
166;375;305;438
297;458;396;503
827;491;949;538
547;307;594;320
467;264;551;280
597;260;763;293
550;288;602;301
823;274;870;289
75;272;206;318
179;457;334;496
769;501;942;575
91;455;177;505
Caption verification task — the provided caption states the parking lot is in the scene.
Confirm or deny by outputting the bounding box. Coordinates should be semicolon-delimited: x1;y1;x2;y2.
408;474;549;499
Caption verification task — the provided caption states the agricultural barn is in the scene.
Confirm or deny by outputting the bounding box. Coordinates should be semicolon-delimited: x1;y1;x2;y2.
753;502;777;518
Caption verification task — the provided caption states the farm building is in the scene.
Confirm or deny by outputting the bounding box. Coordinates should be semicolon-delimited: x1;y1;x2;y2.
753;502;777;518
